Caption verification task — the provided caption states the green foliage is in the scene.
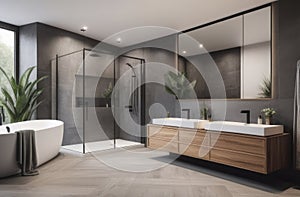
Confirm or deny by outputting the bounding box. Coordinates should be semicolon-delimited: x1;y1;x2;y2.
258;77;271;98
261;107;276;117
164;71;196;99
0;66;47;123
103;82;113;99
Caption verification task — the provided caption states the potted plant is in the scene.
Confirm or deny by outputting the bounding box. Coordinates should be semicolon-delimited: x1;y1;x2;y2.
164;71;196;99
261;107;276;125
0;66;47;123
201;107;209;120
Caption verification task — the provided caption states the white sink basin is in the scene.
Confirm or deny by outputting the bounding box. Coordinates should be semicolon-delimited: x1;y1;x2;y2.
152;118;209;129
204;121;284;136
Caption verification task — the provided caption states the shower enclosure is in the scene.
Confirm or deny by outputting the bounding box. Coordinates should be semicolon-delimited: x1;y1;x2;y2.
51;48;146;153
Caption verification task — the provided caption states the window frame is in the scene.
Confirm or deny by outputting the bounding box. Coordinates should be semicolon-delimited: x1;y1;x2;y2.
0;21;19;81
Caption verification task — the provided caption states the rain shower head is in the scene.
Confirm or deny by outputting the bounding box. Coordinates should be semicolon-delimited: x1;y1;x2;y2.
90;53;101;57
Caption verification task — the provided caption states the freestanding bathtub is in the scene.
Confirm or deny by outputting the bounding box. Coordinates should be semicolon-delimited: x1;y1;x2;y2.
0;120;64;178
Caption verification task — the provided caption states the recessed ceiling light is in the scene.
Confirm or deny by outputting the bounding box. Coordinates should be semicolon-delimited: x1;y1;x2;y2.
199;44;204;48
182;50;187;54
116;37;122;43
80;26;88;32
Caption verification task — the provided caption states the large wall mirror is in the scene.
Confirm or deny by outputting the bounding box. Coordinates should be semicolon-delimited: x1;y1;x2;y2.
178;6;271;99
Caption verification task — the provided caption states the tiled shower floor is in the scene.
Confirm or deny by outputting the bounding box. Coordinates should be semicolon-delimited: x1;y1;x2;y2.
62;139;142;153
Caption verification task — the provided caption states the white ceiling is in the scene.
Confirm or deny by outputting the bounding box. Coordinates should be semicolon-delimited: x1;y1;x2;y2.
0;0;276;43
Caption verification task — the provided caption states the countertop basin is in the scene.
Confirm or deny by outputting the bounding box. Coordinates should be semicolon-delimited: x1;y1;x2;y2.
204;121;284;136
151;118;209;129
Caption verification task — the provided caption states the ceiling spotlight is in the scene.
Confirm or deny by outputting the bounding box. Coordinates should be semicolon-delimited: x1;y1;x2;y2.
199;44;204;48
80;26;88;32
182;50;187;54
116;37;122;43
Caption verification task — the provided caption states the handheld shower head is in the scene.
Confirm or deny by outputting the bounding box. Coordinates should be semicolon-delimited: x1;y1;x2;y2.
126;63;133;69
126;63;136;77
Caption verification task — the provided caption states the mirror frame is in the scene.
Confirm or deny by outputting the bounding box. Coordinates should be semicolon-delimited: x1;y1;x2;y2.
177;3;274;101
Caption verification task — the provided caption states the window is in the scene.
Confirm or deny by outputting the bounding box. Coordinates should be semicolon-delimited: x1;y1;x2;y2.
0;28;15;77
0;25;17;123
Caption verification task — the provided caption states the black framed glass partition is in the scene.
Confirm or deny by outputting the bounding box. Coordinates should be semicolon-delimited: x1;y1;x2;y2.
51;48;146;153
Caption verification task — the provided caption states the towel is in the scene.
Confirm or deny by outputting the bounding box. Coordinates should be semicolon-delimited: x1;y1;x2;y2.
294;60;300;170
16;130;39;176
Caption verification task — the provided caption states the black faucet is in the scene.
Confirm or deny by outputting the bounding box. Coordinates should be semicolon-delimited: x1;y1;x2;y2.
0;106;4;126
182;109;190;119
240;110;250;124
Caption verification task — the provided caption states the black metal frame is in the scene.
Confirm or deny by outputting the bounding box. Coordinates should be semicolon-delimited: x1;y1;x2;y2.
0;21;19;81
115;54;146;145
182;3;272;33
53;48;146;153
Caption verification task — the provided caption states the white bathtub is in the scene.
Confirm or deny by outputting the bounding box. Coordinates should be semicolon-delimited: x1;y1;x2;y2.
0;120;64;178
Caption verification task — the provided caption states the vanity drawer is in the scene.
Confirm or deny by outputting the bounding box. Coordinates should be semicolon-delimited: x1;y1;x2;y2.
179;144;210;160
210;148;266;173
148;138;178;153
210;132;266;155
179;129;209;146
148;126;178;142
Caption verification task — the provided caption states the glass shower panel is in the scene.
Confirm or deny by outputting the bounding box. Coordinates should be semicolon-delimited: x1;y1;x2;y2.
83;50;116;149
52;51;84;151
114;56;144;143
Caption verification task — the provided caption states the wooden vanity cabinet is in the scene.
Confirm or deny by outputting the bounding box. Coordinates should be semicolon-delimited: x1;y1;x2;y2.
147;124;291;174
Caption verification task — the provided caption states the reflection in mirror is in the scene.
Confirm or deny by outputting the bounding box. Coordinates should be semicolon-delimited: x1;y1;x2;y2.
243;7;271;99
178;6;271;99
179;16;243;99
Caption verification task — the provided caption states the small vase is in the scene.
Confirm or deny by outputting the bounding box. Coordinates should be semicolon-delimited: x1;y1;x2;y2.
265;116;271;125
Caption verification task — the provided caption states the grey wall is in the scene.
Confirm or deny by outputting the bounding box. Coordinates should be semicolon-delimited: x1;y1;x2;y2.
276;0;300;170
20;23;100;119
19;24;37;81
114;47;178;142
36;23;99;119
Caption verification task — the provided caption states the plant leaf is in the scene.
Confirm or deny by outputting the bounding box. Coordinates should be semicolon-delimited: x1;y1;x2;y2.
19;66;36;88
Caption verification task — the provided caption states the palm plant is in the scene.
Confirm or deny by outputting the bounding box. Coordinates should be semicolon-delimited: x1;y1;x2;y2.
0;66;47;123
258;77;271;98
164;71;196;99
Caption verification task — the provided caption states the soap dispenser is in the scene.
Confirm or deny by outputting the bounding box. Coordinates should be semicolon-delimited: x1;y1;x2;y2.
257;115;262;124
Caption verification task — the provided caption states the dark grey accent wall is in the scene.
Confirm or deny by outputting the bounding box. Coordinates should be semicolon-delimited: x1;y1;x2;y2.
20;23;100;119
19;23;101;145
115;47;178;142
277;0;300;171
36;23;99;119
19;24;37;81
120;36;178;121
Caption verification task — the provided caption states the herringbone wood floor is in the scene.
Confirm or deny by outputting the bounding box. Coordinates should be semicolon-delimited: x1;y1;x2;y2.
0;147;299;197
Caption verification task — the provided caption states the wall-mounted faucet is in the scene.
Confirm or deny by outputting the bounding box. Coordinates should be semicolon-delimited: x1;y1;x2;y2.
240;110;250;124
0;106;4;126
182;109;190;119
